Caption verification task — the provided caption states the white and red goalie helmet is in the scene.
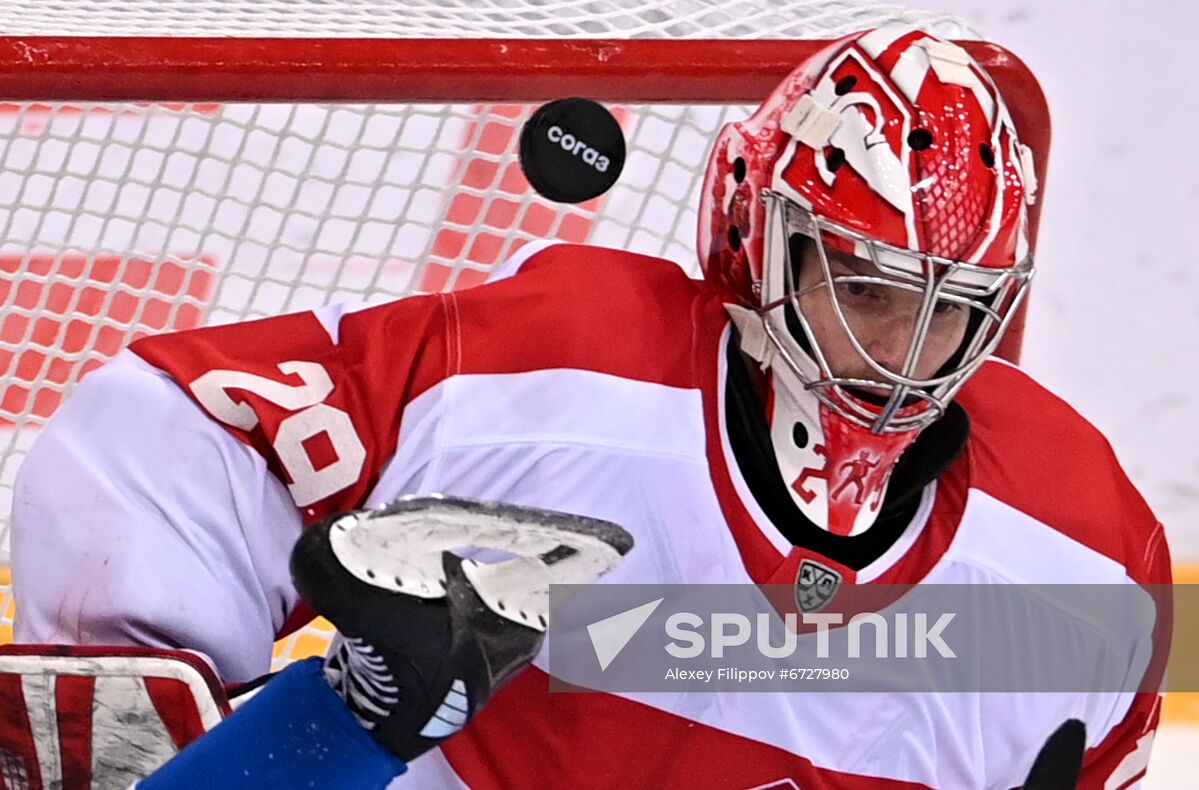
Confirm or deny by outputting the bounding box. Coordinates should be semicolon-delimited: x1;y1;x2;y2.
698;27;1038;535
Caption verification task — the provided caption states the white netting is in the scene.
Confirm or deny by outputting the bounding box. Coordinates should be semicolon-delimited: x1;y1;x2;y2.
1;0;977;39
0;0;980;661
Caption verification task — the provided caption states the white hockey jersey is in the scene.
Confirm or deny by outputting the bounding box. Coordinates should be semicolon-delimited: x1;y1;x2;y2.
13;243;1170;789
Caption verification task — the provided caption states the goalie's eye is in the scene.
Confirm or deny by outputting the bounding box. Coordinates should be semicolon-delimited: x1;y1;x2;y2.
833;279;886;307
933;299;963;316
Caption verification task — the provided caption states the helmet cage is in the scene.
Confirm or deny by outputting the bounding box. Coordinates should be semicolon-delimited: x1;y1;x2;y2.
758;189;1034;434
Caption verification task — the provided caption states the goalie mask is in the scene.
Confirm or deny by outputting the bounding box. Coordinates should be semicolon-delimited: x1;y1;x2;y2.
698;27;1036;536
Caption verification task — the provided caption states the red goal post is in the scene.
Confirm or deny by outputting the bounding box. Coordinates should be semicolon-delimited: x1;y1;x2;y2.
0;29;1049;664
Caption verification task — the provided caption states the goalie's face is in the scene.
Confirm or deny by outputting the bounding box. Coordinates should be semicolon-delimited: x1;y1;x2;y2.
757;191;1033;435
793;238;970;385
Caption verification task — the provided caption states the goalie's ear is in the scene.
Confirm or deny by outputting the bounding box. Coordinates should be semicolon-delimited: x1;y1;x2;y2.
0;644;231;787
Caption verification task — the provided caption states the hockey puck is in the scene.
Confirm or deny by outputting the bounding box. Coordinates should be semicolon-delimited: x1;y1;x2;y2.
519;98;625;204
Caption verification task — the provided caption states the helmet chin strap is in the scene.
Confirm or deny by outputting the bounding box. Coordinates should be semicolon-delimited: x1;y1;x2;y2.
726;304;920;537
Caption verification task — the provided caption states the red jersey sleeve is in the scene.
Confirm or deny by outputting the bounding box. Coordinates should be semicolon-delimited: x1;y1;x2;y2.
130;295;451;523
126;242;702;524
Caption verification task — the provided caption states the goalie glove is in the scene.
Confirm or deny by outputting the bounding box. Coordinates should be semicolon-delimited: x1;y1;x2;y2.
290;495;633;762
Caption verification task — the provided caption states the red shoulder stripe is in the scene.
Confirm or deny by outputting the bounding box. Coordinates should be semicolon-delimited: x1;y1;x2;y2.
957;362;1168;583
444;244;709;390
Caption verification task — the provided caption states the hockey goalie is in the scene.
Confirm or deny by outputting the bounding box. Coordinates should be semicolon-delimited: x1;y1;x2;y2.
3;26;1169;790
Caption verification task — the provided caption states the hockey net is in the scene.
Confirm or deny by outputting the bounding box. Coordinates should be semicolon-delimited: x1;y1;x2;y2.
0;0;1048;671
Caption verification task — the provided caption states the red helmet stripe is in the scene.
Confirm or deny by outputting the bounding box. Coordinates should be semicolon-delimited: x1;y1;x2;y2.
871;29;933;74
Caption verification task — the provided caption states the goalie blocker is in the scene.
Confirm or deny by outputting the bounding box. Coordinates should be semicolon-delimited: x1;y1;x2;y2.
291;495;633;761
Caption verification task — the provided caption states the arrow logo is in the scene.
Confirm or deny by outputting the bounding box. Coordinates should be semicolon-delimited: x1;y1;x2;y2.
586;597;664;671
